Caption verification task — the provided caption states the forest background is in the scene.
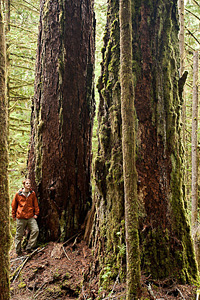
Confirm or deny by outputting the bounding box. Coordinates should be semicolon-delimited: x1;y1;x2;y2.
8;0;107;197
1;0;200;298
7;0;200;223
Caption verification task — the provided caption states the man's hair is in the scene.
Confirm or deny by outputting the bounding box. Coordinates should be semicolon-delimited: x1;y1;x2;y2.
22;179;31;186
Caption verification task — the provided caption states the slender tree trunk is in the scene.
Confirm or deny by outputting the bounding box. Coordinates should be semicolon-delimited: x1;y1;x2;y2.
0;1;10;298
119;0;141;298
28;0;95;242
178;0;185;78
178;0;189;208
4;0;10;33
191;50;199;267
178;0;186;157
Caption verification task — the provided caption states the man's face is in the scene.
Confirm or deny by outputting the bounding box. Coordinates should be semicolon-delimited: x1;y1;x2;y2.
24;180;31;190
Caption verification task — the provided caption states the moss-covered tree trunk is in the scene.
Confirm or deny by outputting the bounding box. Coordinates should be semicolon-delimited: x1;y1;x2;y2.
191;50;199;268
0;1;10;298
119;0;141;298
93;0;198;284
28;0;95;242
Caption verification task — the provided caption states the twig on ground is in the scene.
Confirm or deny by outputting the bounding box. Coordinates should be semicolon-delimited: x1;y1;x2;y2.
108;271;120;299
102;294;126;300
33;282;47;299
147;283;156;299
10;255;28;263
63;231;82;246
82;285;87;300
196;289;200;300
62;245;70;260
11;247;42;283
72;236;78;247
176;287;186;300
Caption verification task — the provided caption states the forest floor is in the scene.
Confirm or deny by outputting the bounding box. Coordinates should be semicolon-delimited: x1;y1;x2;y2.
10;235;198;300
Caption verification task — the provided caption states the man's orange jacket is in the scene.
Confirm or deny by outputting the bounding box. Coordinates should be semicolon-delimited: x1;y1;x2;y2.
12;190;39;220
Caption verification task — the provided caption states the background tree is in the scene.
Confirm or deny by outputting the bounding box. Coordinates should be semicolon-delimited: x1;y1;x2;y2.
184;0;200;206
28;0;95;241
0;0;10;298
92;0;198;285
7;0;39;196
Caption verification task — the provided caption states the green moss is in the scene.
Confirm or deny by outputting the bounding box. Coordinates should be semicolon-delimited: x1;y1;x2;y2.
53;269;61;281
47;285;62;294
38;120;44;135
18;282;26;289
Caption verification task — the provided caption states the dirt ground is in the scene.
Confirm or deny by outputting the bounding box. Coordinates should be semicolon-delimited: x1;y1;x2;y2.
10;237;198;299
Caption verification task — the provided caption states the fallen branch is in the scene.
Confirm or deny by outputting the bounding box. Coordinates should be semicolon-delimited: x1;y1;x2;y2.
11;247;44;283
108;271;120;300
147;283;156;300
62;245;70;260
82;285;87;300
196;289;200;300
102;294;126;300
33;283;47;299
176;287;186;300
10;255;27;263
63;231;82;246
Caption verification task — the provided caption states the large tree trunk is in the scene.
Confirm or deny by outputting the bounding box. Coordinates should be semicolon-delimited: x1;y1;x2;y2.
0;1;10;298
28;0;95;242
119;0;141;298
93;0;198;284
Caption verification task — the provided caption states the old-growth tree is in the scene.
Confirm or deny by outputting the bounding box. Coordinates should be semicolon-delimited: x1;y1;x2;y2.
119;0;141;298
28;0;95;241
93;0;198;284
0;0;10;298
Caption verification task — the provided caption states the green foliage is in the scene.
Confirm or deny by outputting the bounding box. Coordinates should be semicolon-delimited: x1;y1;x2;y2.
184;1;200;207
92;0;107;159
5;0;39;198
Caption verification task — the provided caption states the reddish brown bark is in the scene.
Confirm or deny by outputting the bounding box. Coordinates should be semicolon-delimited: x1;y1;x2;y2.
134;2;171;231
28;0;95;241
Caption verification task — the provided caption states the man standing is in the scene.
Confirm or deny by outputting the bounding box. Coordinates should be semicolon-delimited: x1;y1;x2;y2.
12;179;39;255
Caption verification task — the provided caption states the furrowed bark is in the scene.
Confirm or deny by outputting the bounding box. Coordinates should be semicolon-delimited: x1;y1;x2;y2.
28;0;95;242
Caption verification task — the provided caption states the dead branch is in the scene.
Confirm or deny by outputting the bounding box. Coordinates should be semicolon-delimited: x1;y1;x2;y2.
147;283;156;299
176;287;186;300
102;294;126;300
62;245;70;260
107;271;120;299
11;247;44;283
192;0;200;8
185;8;200;21
33;283;47;299
185;26;200;46
63;231;82;246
